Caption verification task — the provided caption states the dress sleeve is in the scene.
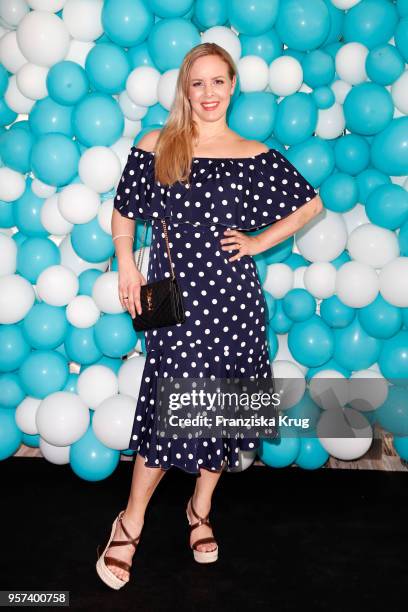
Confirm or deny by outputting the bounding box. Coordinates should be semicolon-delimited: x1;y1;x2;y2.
113;146;156;220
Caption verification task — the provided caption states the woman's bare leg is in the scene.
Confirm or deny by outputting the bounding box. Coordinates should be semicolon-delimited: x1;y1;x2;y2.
104;453;167;582
186;460;226;553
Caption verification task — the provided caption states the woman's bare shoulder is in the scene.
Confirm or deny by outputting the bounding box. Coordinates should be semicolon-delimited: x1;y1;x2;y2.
241;139;270;156
135;129;161;153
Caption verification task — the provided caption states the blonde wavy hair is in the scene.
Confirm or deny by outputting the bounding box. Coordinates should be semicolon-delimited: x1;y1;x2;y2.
152;42;237;186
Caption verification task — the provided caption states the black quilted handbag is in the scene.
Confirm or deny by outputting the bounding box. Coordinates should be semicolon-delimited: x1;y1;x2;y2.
131;218;186;332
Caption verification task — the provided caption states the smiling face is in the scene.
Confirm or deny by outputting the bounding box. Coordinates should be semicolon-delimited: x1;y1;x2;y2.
188;54;236;127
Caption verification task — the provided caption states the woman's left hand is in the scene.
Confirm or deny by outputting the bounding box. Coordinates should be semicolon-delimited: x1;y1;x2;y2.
220;228;263;262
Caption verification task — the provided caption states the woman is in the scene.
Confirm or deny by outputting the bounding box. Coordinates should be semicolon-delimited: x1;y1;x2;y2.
97;42;323;589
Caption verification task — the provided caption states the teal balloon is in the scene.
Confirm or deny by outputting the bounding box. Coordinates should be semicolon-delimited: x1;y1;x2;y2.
147;18;200;71
283;252;309;269
371;117;408;176
63;372;79;393
18;350;69;398
13;181;47;237
288;314;334;367
295;435;329;469
78;269;103;295
286;391;321;431
254;254;267;283
149;0;195;18
91;355;123;375
85;43;131;94
392;435;408;461
275;0;330;51
0;64;8;97
399;217;408;256
366;183;408;230
141;103;169;128
22;432;40;448
322;0;344;45
302;49;334;87
0;198;14;228
356;167;391;205
285;137;334;186
47;61;89;106
258;435;300;468
64;325;103;365
358;294;402;339
307;358;351;378
334;134;370;175
240;29;283;63
72;93;124;147
71;217;114;263
127;41;155;70
29;97;74;137
269;300;293;334
267;326;278;360
0;408;22;460
378;330;408;382
229;92;277;140
0;373;25;408
397;0;408;18
320;172;358;212
274;92;317;145
320;295;355;328
0;124;33;173
376;386;408;435
0;98;17;126
263;290;276;321
343;83;394;136
94;313;138;358
312;86;335;109
195;0;228;29
263;237;294;265
228;0;279;35
282;288;316;322
16;237;60;283
70;425;120;481
0;324;30;371
22;303;68;349
333;318;382;371
31;133;80;187
366;44;405;86
102;0;154;47
344;0;398;49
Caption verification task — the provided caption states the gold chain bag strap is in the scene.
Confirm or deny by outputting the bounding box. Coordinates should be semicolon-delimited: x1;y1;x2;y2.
131;218;186;331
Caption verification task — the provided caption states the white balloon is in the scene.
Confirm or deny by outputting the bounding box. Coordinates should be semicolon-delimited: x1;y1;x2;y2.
348;369;388;412
309;370;349;410
4;74;36;114
315;102;346;139
15;396;41;435
238;55;269;92
57;183;100;223
335;42;369;85
66;295;100;328
347;223;400;268
36;264;79;306
336;260;379;307
0;234;17;276
391;70;408;115
317;407;373;460
331;0;361;8
59;234;108;274
123;117;141;139
342;202;370;234
39;438;70;464
78;146;121;194
36;391;89;446
17;10;70;67
295;209;347;262
269;55;303;96
117;353;146;400
303;262;336;298
118;91;148;121
0;166;26;202
77;365;118;410
0;274;35;324
201;26;241;64
97;198;114;234
16;62;48;99
64;38;94;68
62;0;103;42
293;265;307;289
92;394;136;450
27;1;67;10
92;271;127;314
0;0;29;27
126;66;161;107
269;360;306;411
40;193;73;235
226;449;257;472
0;30;27;73
379;257;408;307
157;68;179;111
31;178;57;198
331;78;352;105
263;263;293;298
110;136;135;168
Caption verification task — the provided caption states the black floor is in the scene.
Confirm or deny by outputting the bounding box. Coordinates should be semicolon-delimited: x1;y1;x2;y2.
1;457;406;611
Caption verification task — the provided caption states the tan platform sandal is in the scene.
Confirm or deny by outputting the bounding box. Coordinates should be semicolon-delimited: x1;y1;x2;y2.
96;510;142;590
186;496;219;564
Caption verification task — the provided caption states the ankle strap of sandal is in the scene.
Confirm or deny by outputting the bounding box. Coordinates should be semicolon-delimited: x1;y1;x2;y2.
189;497;211;529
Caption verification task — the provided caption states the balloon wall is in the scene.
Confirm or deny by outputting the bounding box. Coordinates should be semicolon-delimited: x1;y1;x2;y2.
0;0;408;479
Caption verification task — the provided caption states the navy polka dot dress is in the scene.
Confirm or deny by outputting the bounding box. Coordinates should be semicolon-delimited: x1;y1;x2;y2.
114;146;318;473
